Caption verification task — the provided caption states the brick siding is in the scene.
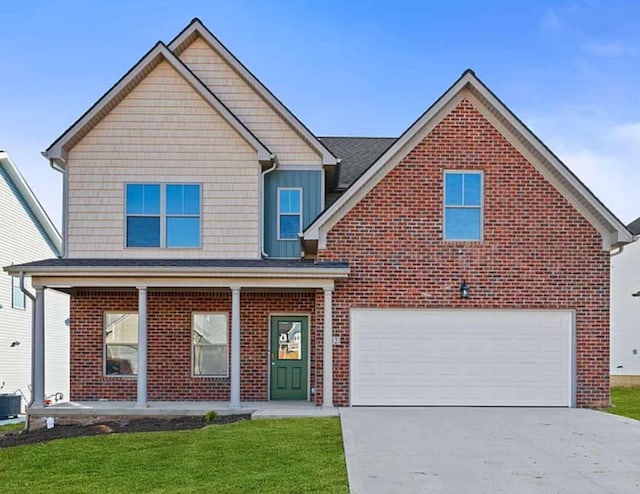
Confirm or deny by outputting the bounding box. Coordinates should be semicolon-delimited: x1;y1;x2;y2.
70;290;317;402
317;98;610;408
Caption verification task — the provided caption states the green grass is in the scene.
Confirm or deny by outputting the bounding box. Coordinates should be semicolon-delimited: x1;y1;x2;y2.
0;417;348;494
606;387;640;421
0;422;24;433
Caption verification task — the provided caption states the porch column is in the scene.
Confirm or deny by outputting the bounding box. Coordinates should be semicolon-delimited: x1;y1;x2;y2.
323;287;333;408
230;286;241;409
32;286;46;408
136;287;148;407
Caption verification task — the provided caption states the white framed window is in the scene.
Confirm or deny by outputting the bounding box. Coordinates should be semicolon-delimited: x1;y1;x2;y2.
277;187;302;240
192;313;229;377
126;183;201;248
104;312;138;376
444;171;483;241
11;276;25;310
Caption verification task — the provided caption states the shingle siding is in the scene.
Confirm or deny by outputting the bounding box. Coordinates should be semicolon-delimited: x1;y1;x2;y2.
66;60;261;259
178;37;321;165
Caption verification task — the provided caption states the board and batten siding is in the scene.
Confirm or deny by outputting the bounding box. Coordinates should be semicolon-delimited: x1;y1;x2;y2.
66;60;261;259
264;170;322;258
0;166;69;408
178;38;321;166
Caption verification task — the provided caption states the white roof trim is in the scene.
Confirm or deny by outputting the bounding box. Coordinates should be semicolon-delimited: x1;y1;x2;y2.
304;70;632;251
43;42;273;169
0;151;62;255
168;19;338;166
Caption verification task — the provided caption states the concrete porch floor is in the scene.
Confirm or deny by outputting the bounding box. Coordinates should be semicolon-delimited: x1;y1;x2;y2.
29;400;338;419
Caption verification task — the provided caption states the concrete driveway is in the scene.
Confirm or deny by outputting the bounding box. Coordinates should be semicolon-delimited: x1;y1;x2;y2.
340;407;640;493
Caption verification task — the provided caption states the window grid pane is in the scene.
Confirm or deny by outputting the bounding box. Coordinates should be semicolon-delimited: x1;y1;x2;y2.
444;172;482;241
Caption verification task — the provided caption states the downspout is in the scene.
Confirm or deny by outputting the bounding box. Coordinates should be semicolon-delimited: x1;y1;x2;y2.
260;155;278;258
19;272;36;433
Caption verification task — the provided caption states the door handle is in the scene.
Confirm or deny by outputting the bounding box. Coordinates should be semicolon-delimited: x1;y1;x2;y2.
271;353;275;366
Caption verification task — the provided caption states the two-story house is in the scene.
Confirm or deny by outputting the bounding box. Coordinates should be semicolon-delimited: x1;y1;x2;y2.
0;151;69;412
6;19;631;414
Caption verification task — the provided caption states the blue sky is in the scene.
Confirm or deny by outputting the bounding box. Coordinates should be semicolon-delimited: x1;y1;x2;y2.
1;0;638;229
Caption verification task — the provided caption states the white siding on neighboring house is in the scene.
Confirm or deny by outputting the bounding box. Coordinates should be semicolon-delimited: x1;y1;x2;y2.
178;38;322;165
611;239;640;376
66;60;261;259
0;164;69;409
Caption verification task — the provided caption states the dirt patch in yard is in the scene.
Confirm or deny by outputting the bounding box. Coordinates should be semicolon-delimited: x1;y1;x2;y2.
0;414;252;448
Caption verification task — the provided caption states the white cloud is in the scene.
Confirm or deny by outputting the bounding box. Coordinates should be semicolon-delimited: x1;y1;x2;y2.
540;9;561;30
583;40;637;57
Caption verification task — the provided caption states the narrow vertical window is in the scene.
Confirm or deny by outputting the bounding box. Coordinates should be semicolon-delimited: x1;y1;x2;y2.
105;312;138;376
126;184;161;247
444;171;483;241
278;188;302;240
166;184;201;248
192;313;228;376
11;276;25;309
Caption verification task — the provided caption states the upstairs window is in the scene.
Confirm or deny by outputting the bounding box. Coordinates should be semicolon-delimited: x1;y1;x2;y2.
444;171;483;241
278;188;302;240
126;184;200;248
12;276;25;310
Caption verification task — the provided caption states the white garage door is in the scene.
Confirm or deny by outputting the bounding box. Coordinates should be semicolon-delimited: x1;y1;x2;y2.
351;309;574;407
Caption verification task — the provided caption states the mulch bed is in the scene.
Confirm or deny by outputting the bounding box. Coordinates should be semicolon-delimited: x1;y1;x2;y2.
0;414;252;449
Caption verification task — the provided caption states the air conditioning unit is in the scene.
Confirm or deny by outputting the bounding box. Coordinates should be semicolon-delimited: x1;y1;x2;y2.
0;394;21;419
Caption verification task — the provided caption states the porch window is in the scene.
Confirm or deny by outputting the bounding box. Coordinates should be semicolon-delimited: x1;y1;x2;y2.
278;188;302;240
192;313;228;377
126;183;201;248
11;276;25;310
105;312;138;375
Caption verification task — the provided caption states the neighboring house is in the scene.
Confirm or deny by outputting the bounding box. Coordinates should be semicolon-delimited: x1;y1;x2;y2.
0;151;69;409
6;19;632;411
611;217;640;385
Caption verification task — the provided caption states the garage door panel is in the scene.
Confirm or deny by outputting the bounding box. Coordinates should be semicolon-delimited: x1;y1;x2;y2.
351;309;573;406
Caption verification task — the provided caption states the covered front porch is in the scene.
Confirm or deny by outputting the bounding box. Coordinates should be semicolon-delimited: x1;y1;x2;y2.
6;259;349;415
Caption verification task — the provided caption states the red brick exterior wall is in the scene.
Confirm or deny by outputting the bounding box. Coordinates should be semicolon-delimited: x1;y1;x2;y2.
317;99;610;408
70;290;316;401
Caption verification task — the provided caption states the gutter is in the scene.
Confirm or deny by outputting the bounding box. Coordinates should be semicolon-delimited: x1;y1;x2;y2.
260;155;279;257
18;273;36;434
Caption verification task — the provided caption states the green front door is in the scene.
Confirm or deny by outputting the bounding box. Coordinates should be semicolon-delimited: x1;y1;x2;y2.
270;316;308;400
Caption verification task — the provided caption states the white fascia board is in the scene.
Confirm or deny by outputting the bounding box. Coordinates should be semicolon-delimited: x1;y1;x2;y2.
4;264;350;279
43;42;273;168
304;70;632;250
0;151;62;255
467;77;633;248
304;74;471;244
168;19;338;166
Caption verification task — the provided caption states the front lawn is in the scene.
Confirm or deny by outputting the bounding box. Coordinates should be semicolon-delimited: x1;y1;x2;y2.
0;417;348;493
606;387;640;421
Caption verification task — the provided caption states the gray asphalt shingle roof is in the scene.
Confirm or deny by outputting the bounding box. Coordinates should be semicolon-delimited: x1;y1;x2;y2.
628;217;640;236
319;137;396;190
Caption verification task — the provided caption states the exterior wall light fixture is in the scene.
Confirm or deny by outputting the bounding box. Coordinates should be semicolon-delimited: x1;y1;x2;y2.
460;281;470;299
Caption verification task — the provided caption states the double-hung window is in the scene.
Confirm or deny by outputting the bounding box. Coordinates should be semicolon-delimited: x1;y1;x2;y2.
104;312;138;376
12;276;25;309
192;313;228;377
444;171;483;241
126;183;200;248
278;188;302;240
